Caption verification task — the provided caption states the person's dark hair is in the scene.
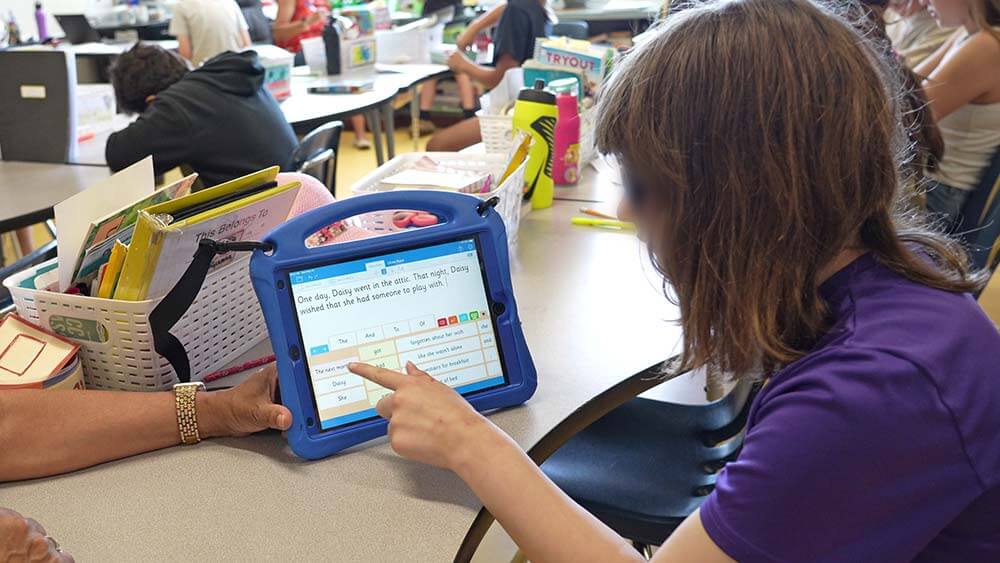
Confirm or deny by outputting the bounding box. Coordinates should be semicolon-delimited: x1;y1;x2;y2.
597;0;986;380
110;42;189;114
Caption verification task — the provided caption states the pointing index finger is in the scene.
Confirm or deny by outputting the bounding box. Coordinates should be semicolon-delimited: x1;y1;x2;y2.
348;362;406;390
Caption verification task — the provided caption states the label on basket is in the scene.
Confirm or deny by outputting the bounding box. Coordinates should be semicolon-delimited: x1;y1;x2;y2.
48;315;109;343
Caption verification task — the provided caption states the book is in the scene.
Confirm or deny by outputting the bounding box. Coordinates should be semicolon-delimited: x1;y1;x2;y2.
0;314;79;387
70;172;197;287
113;167;301;301
532;38;616;96
522;61;586;100
308;78;375;94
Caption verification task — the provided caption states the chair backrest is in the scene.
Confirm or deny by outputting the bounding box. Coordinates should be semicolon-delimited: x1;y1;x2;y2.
289;121;343;195
957;145;1000;274
551;21;590;40
0;50;77;163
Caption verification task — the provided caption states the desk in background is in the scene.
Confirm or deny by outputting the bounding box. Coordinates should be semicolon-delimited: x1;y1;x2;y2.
0;170;691;561
555;0;661;22
0;161;111;232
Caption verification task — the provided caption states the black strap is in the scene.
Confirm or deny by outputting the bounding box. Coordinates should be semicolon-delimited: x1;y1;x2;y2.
149;239;272;383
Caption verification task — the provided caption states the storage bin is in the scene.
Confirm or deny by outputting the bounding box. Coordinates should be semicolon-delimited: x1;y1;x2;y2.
2;255;267;391
351;152;528;244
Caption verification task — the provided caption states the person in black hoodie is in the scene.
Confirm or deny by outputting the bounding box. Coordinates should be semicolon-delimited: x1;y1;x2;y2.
106;43;298;187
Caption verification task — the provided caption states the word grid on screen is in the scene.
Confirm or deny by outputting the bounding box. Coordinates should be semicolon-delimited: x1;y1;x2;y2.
289;238;506;430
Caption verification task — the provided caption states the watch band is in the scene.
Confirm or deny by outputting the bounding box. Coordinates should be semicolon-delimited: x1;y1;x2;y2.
174;382;206;445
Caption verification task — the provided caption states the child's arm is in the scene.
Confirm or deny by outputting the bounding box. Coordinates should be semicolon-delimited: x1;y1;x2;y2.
177;34;193;61
448;52;519;91
920;32;1000;121
349;362;735;563
0;369;291;482
913;29;961;78
456;3;507;49
271;0;324;44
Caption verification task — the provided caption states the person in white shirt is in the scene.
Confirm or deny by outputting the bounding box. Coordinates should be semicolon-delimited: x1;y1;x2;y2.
169;0;252;67
886;0;957;67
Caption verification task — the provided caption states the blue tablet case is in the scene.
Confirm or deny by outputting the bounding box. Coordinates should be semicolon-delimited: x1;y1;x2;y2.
250;191;537;459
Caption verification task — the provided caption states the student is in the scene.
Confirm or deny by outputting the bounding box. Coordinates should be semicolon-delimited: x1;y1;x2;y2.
426;0;555;151
105;43;298;188
417;2;504;135
272;0;372;149
886;0;957;67
916;0;1000;227
168;0;252;67
348;1;1000;561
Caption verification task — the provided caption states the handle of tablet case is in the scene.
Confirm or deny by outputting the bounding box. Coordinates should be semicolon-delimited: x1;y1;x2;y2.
261;191;499;260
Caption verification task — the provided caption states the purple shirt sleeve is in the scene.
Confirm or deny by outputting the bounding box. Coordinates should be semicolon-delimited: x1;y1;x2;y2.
699;347;983;563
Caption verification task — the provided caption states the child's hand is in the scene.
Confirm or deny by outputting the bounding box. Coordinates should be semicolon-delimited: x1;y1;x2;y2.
456;29;475;50
199;365;293;438
348;361;492;470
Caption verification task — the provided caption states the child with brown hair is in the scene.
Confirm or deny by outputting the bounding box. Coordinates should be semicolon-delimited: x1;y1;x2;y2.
346;0;1000;561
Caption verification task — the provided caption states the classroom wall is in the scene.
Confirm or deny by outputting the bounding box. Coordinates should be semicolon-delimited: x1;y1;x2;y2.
6;0;109;42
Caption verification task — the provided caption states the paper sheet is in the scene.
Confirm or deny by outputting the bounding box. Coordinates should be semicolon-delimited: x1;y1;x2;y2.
55;156;154;291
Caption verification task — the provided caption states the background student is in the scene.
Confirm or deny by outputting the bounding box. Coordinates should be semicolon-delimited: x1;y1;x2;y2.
417;2;507;135
272;0;372;149
349;1;1000;561
426;0;555;151
168;0;252;67
886;0;956;67
916;0;1000;226
105;43;298;188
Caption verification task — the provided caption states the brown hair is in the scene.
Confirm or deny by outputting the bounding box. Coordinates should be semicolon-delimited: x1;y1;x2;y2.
596;0;986;379
971;0;1000;44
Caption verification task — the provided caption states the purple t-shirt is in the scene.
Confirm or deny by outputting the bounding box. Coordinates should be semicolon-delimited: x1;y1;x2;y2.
700;253;1000;562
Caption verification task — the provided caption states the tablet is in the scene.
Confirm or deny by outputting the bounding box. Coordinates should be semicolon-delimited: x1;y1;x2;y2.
288;237;507;431
250;190;536;459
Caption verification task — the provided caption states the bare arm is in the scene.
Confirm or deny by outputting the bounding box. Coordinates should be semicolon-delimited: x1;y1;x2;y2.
921;32;1000;121
177;34;193;61
240;27;252;48
350;362;735;563
456;4;507;48
449;52;520;91
914;30;960;78
0;368;290;482
271;0;320;44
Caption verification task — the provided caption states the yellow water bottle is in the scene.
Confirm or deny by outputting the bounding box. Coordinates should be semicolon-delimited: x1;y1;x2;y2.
513;79;558;210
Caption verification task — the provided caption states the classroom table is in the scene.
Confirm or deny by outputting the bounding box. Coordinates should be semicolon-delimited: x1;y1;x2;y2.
0;161;111;232
0;189;690;561
70;64;450;167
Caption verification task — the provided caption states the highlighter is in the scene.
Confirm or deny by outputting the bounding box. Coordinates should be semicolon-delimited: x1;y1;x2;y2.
513;79;558;210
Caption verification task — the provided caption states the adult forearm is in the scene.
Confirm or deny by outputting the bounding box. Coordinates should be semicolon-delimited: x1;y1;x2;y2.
454;421;642;563
0;390;225;482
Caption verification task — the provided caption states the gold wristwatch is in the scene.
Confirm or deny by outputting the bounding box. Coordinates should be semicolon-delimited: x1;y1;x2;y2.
173;382;207;445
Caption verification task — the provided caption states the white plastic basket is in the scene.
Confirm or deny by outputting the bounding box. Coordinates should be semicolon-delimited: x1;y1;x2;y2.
351;152;528;244
2;255;267;391
478;108;597;166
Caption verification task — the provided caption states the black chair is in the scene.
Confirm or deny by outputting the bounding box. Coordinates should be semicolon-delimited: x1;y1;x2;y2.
290;121;344;195
453;361;758;561
238;0;274;44
542;378;756;550
0;239;57;311
551;21;590;40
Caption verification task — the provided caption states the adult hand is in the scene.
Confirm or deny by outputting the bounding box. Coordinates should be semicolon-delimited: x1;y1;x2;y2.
0;508;73;562
448;50;470;73
348;361;492;470
198;365;293;438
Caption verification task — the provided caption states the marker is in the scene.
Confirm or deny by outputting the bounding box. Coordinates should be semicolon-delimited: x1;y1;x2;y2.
570;217;635;230
579;207;617;220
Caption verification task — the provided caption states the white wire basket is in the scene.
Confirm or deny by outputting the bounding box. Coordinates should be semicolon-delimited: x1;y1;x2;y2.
2;255;267;391
351;152;528;244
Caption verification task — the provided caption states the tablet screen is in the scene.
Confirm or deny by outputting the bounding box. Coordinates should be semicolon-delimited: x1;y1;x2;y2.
288;237;507;431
